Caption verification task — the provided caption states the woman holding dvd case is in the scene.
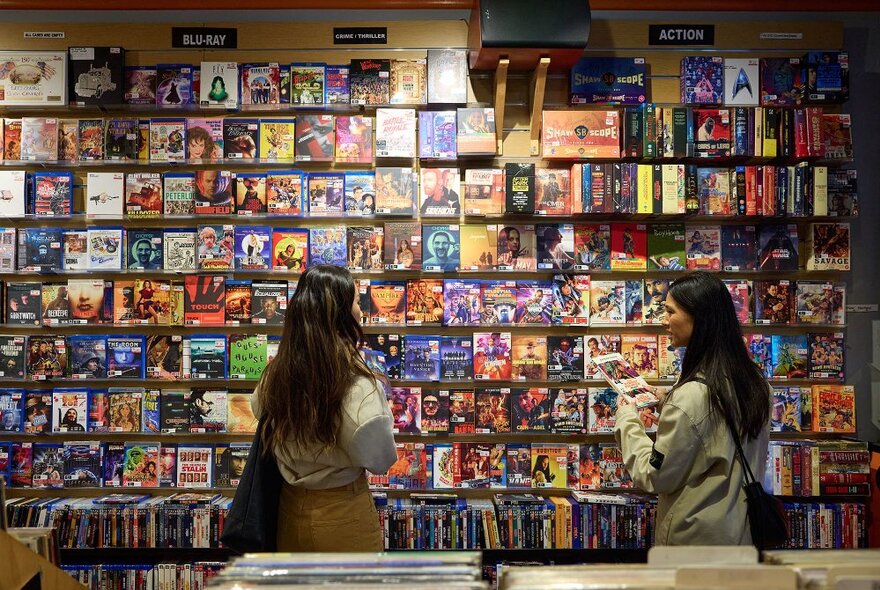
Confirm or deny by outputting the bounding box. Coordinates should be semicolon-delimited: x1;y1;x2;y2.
251;265;397;551
615;271;770;545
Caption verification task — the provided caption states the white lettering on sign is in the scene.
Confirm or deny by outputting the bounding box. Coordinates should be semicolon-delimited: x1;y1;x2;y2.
24;32;65;39
659;28;704;42
182;34;227;46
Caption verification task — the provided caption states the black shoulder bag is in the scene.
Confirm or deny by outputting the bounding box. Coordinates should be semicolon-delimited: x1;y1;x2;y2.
723;414;789;551
692;378;788;551
220;419;284;553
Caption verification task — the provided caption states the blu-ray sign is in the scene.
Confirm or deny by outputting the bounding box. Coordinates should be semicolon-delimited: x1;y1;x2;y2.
172;28;237;49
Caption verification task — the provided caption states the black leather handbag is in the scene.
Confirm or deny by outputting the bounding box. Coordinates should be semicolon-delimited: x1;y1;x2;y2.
220;420;283;553
726;417;790;551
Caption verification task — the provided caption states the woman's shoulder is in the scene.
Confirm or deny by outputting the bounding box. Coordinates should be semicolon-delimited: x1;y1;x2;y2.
665;379;711;415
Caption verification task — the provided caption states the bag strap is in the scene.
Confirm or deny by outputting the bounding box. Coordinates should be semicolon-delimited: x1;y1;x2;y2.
688;377;756;486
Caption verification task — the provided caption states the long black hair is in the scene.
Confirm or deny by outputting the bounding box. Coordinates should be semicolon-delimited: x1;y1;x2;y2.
669;272;769;441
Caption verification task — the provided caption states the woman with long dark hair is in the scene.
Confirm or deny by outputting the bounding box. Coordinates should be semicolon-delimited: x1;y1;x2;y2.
252;264;396;551
614;271;770;545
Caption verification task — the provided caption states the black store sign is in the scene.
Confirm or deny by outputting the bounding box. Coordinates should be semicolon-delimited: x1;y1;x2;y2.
333;27;388;45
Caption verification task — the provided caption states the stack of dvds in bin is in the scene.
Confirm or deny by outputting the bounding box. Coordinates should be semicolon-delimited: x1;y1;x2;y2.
498;564;677;590
209;552;488;590
762;549;880;589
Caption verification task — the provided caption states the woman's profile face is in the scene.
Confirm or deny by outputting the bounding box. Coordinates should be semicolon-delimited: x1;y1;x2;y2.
351;284;362;323
663;294;694;348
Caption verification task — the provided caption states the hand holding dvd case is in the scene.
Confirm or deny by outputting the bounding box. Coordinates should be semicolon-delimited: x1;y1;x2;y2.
590;351;659;409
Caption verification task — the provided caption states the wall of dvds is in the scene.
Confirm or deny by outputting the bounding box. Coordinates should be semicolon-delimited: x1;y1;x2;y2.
0;13;873;573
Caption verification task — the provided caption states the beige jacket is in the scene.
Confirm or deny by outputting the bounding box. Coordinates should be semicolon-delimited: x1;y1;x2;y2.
614;380;770;546
252;375;397;489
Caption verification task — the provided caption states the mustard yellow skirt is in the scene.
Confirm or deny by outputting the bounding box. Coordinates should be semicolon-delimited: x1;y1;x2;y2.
276;475;384;552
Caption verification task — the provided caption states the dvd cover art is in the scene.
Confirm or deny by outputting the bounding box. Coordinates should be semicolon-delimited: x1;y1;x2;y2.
0;170;26;217
188;336;227;380
188;388;227;432
104;119;138;160
270;229;307;273
156;64;192;105
472;332;512;381
807;222;850;271
758;224;798;271
443;279;481;326
463;168;503;216
87;228;123;270
480;280;517;326
418;224;459;273
587;387;618;434
62;441;101;488
145;334;182;380
548;388;586;434
389;59;426;104
368;334;402;380
107;389;143;433
74;119;101;160
50;389;87;433
497;224;536;271
241;63;280;105
197;224;235;270
657;336;684;380
227;392;258;434
343;171;376;217
419;168;461;217
610;223;647;271
100;443;124;487
23;392;51;434
266;171;304;216
177;446;214;488
159;390;189;434
723;279;752;325
418;110;456;160
163;229;196;271
124;66;156;104
27;336;66;379
770;334;808;379
456;108;496;156
199;61;238;108
536;224;575;271
387;387;422;434
325;65;349;104
456;443;490;488
194;169;233;214
748;334;772;378
18;227;62;272
57;118;78;161
223;119;259;159
402;336;440;381
621;335;658;380
512;389;551;434
535;169;571;216
375;108;416;158
600;444;633;489
121;442;160;488
573;224;611;271
760;57;804;106
0;51;65;106
374;167;415;216
68;335;107;379
812;384;855;433
233;226;270;270
821;114;853;160
473;388;510;434
438;336;473;381
570;57;647;105
642;278;670;325
258;119;295;162
229;334;267;380
0;337;26;380
547;336;585;383
308;226;346;267
542;110;620;159
161;174;195;216
511;335;547;382
681;56;723;105
405;279;443;326
85;171;124;218
127;228;163;271
550;274;589;326
141;389;160;433
369;281;406;325
685;225;722;270
227;281;253;325
290;62;325;105
250;281;287;326
796;281;837;325
459;224;497;271
349;59;390;105
720;225;757;271
124;172;162;216
295;114;334;162
589;280;625;325
32;443;64;489
506;443;532;489
307;172;344;216
809;332;844;380
383;221;421;270
107;336;145;378
513;281;552;325
426;49;467;104
346;226;383;271
646;223;686;271
20;117;58;161
770;388;801;433
755;280;794;325
335;115;373;164
32;172;72;216
41;284;68;326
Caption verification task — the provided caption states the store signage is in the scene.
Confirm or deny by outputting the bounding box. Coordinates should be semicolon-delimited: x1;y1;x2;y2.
648;24;715;46
760;32;804;40
24;32;65;39
172;27;237;49
333;27;388;45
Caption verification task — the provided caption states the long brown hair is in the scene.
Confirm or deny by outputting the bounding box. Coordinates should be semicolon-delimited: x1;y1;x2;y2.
258;264;372;456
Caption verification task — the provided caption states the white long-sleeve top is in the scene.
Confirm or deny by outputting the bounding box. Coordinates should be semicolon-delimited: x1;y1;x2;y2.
251;375;397;489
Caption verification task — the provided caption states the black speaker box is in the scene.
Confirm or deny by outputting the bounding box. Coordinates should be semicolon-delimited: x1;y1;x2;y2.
468;0;590;70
